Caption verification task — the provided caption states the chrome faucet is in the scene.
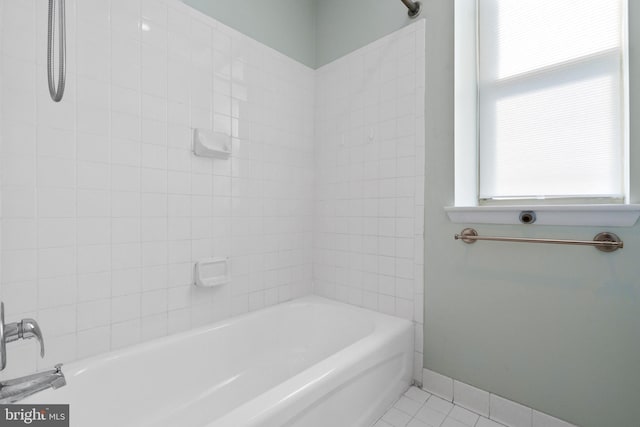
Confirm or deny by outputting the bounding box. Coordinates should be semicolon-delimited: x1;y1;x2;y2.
4;318;45;359
0;303;45;370
0;364;66;403
0;303;66;402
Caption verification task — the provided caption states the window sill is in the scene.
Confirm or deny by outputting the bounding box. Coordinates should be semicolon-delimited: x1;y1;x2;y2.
444;204;640;227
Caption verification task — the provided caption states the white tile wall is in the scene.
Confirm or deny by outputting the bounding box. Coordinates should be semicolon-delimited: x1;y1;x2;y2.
314;20;426;381
0;0;314;377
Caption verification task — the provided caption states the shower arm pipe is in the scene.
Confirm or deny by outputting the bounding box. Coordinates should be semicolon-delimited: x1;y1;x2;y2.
400;0;421;18
47;0;66;102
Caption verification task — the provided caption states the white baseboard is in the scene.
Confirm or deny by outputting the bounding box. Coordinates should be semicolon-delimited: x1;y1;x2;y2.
422;368;578;427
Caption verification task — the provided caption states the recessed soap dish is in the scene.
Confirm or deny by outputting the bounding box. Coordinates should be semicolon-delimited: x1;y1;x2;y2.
194;258;229;288
193;128;231;158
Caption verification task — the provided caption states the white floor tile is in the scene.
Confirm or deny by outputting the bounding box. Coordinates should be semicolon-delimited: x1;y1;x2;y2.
415;405;448;426
382;407;413;427
407;419;431;427
448;406;479;426
475;417;507;427
395;396;424;416
374;386;567;427
424;395;454;415
441;417;468;427
405;386;432;403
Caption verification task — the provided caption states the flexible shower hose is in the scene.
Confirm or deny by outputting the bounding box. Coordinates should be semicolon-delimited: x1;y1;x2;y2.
47;0;66;102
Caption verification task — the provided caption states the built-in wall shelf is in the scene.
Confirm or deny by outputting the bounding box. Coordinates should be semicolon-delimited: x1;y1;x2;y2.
193;128;231;159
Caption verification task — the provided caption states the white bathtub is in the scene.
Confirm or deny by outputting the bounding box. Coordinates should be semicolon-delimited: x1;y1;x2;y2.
25;296;413;427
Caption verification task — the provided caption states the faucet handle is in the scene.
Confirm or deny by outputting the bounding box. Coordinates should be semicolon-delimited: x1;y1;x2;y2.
0;304;46;372
4;318;45;358
17;319;45;358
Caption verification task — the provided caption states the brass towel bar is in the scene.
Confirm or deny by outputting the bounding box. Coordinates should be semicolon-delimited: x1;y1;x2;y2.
454;228;623;253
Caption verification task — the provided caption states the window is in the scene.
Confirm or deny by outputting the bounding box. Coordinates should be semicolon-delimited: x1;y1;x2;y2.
478;0;627;203
449;0;639;226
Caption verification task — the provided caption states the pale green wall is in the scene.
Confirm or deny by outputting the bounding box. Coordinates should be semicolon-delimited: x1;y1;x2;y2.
423;1;640;427
314;0;417;67
182;0;316;68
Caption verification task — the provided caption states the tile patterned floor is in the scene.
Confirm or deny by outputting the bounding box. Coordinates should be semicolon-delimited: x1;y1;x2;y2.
374;386;504;427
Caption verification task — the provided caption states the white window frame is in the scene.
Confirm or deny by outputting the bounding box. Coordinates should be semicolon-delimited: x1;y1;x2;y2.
447;0;640;226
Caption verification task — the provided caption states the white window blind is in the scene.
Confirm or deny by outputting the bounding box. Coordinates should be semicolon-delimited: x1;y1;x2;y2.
478;0;626;202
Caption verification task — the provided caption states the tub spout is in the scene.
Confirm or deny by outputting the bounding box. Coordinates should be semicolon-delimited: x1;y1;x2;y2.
0;364;66;403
